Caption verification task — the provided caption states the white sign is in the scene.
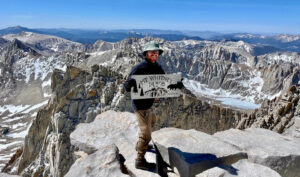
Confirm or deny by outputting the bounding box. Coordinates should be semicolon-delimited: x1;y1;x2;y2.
131;74;182;99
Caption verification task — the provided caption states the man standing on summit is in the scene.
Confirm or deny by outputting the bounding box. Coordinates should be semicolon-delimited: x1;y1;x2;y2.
124;41;183;170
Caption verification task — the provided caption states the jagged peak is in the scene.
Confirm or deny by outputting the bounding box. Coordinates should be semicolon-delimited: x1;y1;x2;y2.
0;37;9;46
11;38;24;47
5;38;40;56
5;25;28;30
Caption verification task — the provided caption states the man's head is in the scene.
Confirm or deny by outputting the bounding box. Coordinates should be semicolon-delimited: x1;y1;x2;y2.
143;41;163;63
146;50;159;63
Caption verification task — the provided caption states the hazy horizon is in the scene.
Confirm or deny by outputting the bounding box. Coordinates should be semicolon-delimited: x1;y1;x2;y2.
1;25;296;36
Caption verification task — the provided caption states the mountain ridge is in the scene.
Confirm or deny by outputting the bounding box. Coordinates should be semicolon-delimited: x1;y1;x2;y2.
2;26;300;53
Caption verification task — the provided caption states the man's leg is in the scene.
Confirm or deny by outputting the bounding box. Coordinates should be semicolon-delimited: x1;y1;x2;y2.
135;109;152;160
135;109;156;170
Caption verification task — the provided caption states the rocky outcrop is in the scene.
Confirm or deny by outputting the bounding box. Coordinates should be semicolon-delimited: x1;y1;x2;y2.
69;111;159;177
67;111;298;177
0;39;40;104
153;127;300;177
197;160;281;177
65;144;128;177
155;93;243;134
237;86;300;136
0;37;9;50
10;65;127;177
214;128;300;177
260;64;295;95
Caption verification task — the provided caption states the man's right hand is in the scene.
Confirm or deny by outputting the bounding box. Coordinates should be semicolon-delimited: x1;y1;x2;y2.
128;78;138;93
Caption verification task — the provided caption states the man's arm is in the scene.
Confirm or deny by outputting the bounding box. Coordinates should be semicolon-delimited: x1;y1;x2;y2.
124;77;138;92
124;66;139;92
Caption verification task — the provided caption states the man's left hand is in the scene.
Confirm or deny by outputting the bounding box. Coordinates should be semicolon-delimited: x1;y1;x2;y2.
167;78;184;90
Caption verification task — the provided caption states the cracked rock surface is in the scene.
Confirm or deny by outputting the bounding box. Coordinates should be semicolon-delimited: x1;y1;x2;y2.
70;110;299;177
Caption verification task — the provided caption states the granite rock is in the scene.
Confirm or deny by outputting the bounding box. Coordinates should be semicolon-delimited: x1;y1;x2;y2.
197;159;281;177
214;128;300;177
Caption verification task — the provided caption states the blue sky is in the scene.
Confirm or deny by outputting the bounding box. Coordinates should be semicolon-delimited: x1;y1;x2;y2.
1;0;300;34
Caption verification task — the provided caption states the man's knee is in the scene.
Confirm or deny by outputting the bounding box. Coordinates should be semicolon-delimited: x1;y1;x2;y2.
139;127;152;141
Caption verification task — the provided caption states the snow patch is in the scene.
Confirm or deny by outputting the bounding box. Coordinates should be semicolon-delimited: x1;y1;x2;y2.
183;79;261;110
237;41;252;53
0;153;14;162
31;112;37;117
7;130;29;139
0;141;22;151
14;56;67;85
44;92;51;97
51;46;59;52
12;122;27;129
21;100;48;114
111;55;117;63
2;116;25;123
0;104;30;115
88;51;106;56
25;68;31;83
273;55;294;62
216;97;260;110
42;78;51;88
54;64;67;72
240;70;264;93
184;76;282;110
123;57;130;62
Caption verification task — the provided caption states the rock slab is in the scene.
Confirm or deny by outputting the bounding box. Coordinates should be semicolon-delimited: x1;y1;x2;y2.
153;127;300;177
214;128;300;177
197;159;281;177
65;144;127;177
70;110;159;177
152;128;247;177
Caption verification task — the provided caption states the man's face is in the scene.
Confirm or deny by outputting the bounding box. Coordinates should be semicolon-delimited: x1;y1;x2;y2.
146;50;159;63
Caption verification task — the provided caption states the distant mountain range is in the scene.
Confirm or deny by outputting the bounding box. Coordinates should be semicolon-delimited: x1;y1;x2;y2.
212;33;300;52
1;26;300;52
0;26;203;44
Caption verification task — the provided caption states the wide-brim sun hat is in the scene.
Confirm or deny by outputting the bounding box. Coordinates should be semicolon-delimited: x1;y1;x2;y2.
143;41;164;56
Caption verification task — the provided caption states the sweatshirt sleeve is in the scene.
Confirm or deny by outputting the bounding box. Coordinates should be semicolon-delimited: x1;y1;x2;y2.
124;65;138;92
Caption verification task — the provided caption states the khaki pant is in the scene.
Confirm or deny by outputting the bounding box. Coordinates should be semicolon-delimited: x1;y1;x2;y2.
134;108;156;160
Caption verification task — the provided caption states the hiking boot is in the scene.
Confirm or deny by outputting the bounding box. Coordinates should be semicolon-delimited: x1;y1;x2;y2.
135;158;156;170
135;143;154;151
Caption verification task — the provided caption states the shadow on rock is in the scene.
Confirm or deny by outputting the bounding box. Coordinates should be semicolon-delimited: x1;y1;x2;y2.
154;144;247;177
168;147;246;177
